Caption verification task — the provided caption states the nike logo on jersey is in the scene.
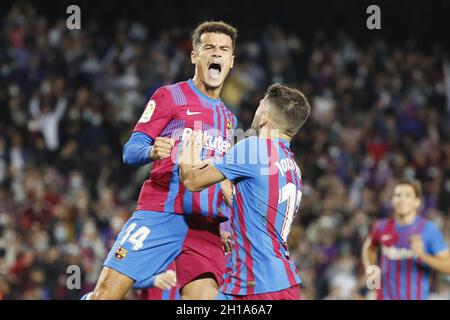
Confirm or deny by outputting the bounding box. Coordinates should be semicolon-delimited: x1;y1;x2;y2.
186;109;201;116
381;235;392;241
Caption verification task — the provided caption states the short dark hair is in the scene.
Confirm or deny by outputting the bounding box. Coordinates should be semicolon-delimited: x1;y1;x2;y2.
192;21;238;50
394;179;422;198
265;84;311;136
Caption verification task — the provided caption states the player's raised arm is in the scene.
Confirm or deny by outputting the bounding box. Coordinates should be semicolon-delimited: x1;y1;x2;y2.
123;87;175;166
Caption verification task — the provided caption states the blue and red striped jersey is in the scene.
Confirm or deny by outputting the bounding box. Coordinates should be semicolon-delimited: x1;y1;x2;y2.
133;79;236;221
370;215;448;300
213;136;303;295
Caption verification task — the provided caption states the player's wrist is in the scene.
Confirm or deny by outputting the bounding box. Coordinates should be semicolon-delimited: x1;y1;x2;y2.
178;163;191;180
147;145;154;161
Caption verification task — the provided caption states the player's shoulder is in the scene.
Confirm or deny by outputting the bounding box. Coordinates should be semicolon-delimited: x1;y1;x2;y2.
419;217;446;246
152;80;189;105
148;86;172;103
421;217;441;234
161;80;187;93
230;136;260;154
236;135;259;146
219;101;237;117
373;217;392;231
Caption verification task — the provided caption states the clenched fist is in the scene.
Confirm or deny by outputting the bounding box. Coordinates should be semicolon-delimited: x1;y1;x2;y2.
150;137;175;160
153;269;177;290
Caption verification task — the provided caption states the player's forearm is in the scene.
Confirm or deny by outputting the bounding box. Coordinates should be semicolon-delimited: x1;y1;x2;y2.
362;239;378;270
123;132;154;166
418;253;450;274
179;164;204;192
179;164;225;192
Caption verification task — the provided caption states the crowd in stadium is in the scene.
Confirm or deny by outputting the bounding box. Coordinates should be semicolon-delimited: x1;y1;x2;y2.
1;3;450;299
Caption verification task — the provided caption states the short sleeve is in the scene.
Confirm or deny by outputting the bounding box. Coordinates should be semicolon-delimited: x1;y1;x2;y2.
423;222;448;255
133;87;174;140
213;137;259;182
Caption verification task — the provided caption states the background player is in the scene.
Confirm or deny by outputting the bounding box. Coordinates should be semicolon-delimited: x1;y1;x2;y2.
179;84;311;299
83;21;238;300
362;179;450;300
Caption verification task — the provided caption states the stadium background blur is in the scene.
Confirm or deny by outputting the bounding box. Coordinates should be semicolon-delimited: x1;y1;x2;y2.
1;0;450;299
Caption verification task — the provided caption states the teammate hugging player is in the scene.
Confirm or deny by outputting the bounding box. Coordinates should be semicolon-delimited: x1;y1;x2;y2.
362;179;450;300
81;21;238;300
179;84;311;300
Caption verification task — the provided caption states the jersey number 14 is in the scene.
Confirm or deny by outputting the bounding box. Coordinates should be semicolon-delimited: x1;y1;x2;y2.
120;223;151;251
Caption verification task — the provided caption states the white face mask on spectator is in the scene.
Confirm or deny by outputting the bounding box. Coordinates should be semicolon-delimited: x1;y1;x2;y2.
40;81;51;94
54;224;68;243
111;215;124;234
35;235;49;253
69;175;83;190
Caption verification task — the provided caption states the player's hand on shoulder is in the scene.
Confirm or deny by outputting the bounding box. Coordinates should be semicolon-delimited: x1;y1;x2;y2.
150;137;175;160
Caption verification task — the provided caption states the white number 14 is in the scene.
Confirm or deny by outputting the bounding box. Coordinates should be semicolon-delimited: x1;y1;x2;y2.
120;223;151;251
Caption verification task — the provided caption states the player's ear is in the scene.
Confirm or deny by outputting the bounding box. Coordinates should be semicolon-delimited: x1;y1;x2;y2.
230;54;235;69
415;197;421;210
259;111;269;128
191;50;197;64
